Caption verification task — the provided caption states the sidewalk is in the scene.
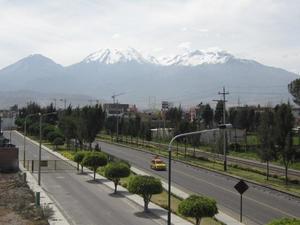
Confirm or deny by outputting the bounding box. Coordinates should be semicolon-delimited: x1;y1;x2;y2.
19;163;70;225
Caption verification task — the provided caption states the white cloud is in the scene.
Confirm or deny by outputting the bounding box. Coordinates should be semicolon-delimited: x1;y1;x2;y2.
181;27;188;32
177;42;191;50
112;33;121;39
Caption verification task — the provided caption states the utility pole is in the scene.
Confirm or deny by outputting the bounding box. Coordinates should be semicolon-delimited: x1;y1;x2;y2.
218;87;229;171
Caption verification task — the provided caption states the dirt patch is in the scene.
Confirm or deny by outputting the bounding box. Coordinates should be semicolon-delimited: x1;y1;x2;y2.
0;172;50;225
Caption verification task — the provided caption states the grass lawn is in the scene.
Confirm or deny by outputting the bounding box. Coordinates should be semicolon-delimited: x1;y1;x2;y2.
228;151;260;160
246;134;259;145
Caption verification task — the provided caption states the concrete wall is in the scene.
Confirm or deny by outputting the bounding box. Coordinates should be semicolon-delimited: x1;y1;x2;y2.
199;129;246;145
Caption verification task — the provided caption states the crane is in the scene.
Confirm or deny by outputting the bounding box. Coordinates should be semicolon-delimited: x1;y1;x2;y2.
111;92;125;104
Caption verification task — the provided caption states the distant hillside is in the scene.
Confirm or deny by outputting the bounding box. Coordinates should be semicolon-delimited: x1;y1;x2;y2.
0;48;298;108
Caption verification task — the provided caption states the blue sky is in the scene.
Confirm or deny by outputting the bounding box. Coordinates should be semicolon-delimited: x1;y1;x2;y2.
0;0;299;72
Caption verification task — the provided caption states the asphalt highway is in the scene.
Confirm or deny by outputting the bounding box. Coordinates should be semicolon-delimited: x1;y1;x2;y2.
96;141;300;225
6;131;165;225
140;139;300;178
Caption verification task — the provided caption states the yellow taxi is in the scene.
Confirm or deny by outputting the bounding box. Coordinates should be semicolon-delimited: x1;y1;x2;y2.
150;156;167;171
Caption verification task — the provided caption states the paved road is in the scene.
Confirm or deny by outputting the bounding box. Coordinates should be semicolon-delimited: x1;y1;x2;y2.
135;139;300;178
96;141;300;225
6;131;164;225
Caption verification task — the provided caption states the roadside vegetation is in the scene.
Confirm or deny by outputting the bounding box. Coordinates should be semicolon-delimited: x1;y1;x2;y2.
0;172;51;225
267;218;300;225
15;101;300;196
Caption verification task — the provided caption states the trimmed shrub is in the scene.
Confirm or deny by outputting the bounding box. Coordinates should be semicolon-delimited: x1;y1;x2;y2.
104;162;130;193
82;152;107;180
128;175;162;211
178;195;218;225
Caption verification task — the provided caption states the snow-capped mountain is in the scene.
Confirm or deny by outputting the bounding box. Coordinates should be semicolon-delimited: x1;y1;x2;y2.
83;47;151;64
0;47;298;108
159;50;234;66
81;47;248;66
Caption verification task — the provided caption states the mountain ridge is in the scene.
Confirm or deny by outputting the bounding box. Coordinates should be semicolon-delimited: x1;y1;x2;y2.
0;48;298;108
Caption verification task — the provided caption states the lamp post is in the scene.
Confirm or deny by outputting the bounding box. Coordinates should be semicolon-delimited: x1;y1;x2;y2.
23;113;39;167
167;124;232;225
38;111;57;186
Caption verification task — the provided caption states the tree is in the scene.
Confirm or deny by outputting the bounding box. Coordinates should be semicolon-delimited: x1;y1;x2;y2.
268;218;300;225
214;101;224;124
80;105;105;149
257;109;275;180
47;130;64;143
178;195;218;225
202;104;213;128
104;162;130;193
74;151;86;173
274;103;295;184
288;78;300;106
52;137;64;150
58;115;77;149
42;124;56;139
128;175;163;211
82;152;107;180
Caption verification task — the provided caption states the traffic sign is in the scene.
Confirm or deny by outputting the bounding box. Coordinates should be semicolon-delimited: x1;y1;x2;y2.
234;179;248;195
234;179;249;222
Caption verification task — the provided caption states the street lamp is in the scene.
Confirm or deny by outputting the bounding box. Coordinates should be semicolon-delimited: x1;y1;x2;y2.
38;111;57;186
167;124;232;225
23;113;39;167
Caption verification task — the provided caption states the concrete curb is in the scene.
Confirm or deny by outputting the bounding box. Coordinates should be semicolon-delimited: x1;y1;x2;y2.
100;139;300;200
16;131;192;225
19;163;70;225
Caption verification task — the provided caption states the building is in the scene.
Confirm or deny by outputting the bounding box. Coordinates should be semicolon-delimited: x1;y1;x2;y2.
0;129;18;172
103;103;129;117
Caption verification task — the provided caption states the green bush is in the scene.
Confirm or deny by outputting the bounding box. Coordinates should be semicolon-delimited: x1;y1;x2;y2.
178;195;218;225
128;175;162;211
104;162;130;193
267;218;300;225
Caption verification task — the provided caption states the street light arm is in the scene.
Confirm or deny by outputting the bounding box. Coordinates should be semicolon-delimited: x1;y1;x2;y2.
168;128;220;152
167;124;231;225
